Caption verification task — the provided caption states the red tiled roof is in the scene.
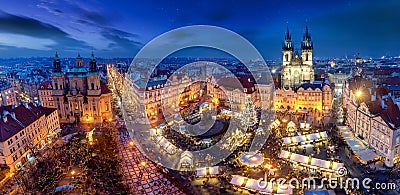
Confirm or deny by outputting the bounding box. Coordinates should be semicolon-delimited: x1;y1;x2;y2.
38;81;53;90
367;88;400;129
0;104;57;141
0;115;24;142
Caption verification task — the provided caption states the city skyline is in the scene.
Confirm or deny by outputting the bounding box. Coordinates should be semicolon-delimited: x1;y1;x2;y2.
0;0;399;59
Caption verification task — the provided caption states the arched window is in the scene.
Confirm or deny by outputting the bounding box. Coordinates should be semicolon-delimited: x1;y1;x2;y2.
91;83;94;90
306;53;309;61
285;54;289;62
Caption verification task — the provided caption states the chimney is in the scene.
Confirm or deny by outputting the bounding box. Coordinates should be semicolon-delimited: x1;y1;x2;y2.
25;102;31;110
371;91;376;101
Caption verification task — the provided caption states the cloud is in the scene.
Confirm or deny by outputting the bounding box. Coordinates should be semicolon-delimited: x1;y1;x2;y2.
79;9;110;26
0;11;90;50
101;28;141;50
0;33;56;50
36;3;63;16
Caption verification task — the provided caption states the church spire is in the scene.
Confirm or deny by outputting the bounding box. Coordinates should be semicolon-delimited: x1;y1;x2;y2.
89;50;97;72
53;50;61;72
301;24;313;50
75;52;83;67
282;26;293;51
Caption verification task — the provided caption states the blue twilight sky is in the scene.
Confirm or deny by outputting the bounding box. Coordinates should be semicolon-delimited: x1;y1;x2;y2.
0;0;399;59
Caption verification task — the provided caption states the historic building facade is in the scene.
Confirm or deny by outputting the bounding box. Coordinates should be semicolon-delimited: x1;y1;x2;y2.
274;81;333;114
342;77;400;167
0;81;17;107
38;81;55;108
51;52;112;124
0;104;59;171
281;26;315;89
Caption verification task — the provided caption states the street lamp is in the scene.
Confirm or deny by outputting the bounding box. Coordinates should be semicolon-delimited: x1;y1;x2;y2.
70;170;76;179
355;90;362;99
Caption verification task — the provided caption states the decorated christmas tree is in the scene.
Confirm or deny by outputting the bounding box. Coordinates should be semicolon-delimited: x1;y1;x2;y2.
241;96;258;128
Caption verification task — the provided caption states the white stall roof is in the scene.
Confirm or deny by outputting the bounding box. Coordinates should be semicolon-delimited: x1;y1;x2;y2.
290;153;309;164
279;150;291;159
196;166;219;176
320;131;328;138
230;175;245;186
357;150;380;163
344;138;367;151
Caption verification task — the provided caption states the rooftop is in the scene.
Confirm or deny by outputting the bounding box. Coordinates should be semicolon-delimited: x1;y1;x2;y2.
0;104;57;142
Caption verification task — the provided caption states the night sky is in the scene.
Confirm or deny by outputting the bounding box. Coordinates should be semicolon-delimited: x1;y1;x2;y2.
0;0;399;59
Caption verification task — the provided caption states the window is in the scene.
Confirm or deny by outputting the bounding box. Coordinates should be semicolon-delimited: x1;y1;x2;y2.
91;83;94;90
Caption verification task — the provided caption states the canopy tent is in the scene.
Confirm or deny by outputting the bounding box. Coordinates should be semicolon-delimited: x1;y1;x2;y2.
291;135;307;143
289;153;309;165
283;137;292;145
271;119;281;128
307;133;320;140
331;162;344;171
282;132;328;145
337;126;354;138
320;131;328;138
279;150;291;159
230;175;292;194
337;126;381;164
310;158;331;170
239;152;264;167
287;121;297;132
196;166;219;177
279;150;344;172
230;175;246;186
155;135;176;154
149;128;162;136
179;151;193;168
300;121;311;129
344;137;367;152
356;149;380;164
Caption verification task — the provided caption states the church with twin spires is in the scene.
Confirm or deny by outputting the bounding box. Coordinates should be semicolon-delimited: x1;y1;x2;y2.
51;51;112;124
281;25;315;89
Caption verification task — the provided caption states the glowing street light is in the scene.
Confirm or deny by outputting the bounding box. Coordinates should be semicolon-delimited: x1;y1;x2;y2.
129;141;134;146
140;161;147;166
355;90;362;99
